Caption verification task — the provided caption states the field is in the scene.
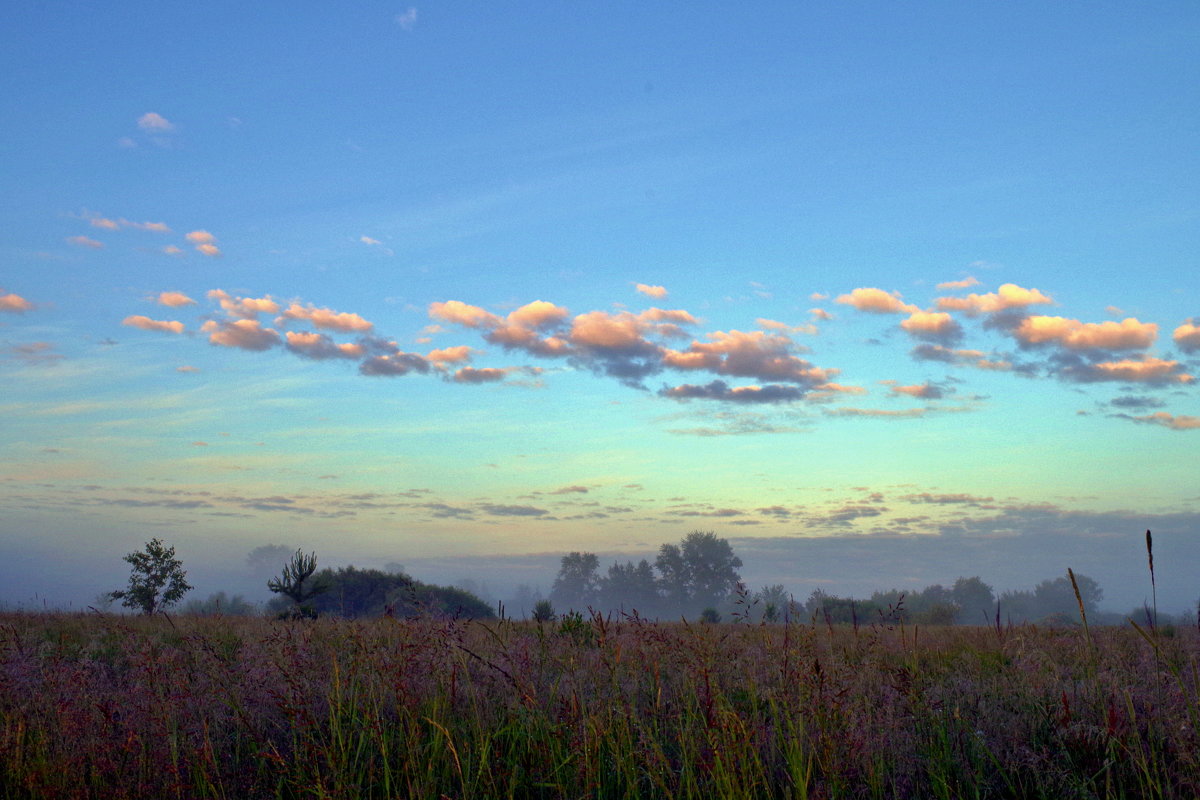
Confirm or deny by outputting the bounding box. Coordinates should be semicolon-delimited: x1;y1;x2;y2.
1;611;1197;799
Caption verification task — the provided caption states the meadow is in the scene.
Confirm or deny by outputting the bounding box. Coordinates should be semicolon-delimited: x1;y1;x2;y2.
1;610;1197;799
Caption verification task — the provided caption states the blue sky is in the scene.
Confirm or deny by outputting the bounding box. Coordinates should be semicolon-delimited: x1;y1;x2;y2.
2;3;1198;612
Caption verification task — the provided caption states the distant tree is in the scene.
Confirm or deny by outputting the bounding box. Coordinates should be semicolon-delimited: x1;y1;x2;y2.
550;552;600;612
1033;573;1103;621
298;565;495;619
682;531;743;611
756;584;792;622
997;589;1037;623
951;576;995;624
267;550;330;616
182;591;257;616
655;531;743;616
599;559;660;614
109;538;192;615
246;543;293;576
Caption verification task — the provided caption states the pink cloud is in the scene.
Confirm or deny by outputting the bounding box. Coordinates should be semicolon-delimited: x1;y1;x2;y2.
156;291;196;307
122;315;184;334
195;244;222;257
277;303;374;333
452;367;507;384
835;288;919;314
201;319;280;351
67;235;104;249
936;276;981;290
635;283;668;299
284;331;364;360
429;300;503;329
426;345;474;364
900;310;962;343
505;300;570;329
186;230;215;245
1013;316;1157;351
888;382;947;399
659;380;810;403
0;291;34;313
663;329;833;386
208;290;280;318
1173;320;1200;353
1081;357;1193;384
935;283;1053;315
1127;412;1200;431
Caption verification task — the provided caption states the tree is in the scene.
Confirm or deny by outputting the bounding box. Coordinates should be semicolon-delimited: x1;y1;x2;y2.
550;552;600;612
267;549;330;615
599;559;660;614
951;576;995;624
1033;573;1103;621
109;538;192;614
655;531;743;615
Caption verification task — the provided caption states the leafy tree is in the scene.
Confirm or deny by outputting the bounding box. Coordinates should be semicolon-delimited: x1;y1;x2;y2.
951;576;995;624
599;559;660;614
550;552;600;612
1034;573;1102;620
109;538;192;614
267;550;330;615
756;584;792;622
655;531;743;615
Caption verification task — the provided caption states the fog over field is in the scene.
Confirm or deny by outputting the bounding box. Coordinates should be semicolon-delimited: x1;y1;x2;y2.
2;4;1197;617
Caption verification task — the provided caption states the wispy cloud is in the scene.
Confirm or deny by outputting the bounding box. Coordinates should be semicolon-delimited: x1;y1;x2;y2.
394;7;418;30
1121;411;1200;431
67;235;103;249
936;276;980;290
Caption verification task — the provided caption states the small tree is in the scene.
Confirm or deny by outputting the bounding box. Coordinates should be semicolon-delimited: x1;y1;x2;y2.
267;549;329;616
109;538;192;614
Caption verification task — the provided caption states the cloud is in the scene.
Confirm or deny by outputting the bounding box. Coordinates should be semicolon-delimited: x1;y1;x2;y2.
1174;320;1200;353
201;319;281;351
887;382;947;399
195;244;222;257
835;288;919;314
1012;316;1157;351
208;290;280;318
900;310;963;344
176;366;200;373
478;503;548;517
663;329;834;386
910;344;1012;371
90;216;170;233
4;341;62;365
137;112;175;132
277;303;374;333
0;291;33;313
1123;412;1200;431
935;283;1053;315
659;380;810;404
122;315;185;334
902;492;995;505
635;283;668;299
757;318;818;336
67;235;103;249
824;407;928;418
809;308;834;322
284;331;365;360
1109;395;1164;409
549;485;589;495
359;352;431;376
452;367;507;384
936;277;981;290
162;246;184;256
395;7;418;30
156;291;196;307
426;345;474;364
360;236;382;246
186;231;215;245
429;300;503;329
1059;356;1194;385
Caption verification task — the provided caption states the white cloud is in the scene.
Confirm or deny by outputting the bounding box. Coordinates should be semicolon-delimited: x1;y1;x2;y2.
395;7;418;30
137;112;175;132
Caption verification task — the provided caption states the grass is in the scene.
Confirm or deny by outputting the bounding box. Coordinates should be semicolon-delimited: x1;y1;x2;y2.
0;610;1197;798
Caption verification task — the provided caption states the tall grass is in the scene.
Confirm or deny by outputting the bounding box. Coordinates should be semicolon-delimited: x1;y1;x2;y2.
0;610;1197;798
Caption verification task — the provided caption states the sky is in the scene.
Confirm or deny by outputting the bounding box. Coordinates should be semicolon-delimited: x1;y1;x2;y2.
2;2;1198;614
